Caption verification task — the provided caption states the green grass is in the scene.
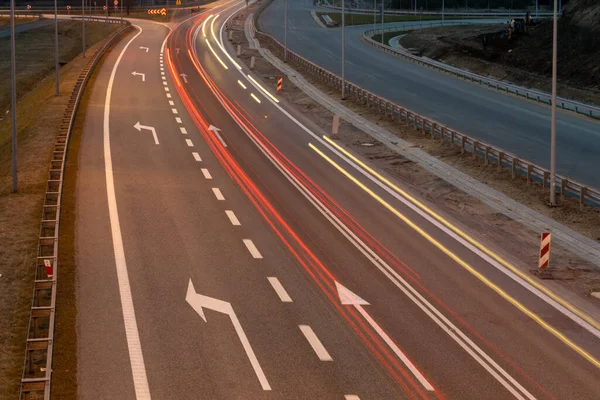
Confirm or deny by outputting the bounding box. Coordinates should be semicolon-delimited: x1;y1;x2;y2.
322;12;481;26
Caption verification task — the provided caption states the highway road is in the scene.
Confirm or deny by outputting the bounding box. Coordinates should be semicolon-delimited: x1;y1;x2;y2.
74;1;600;399
259;0;600;188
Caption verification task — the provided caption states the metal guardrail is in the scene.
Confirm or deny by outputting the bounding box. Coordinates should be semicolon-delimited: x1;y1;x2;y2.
362;26;600;119
251;9;600;208
19;20;132;400
316;3;557;18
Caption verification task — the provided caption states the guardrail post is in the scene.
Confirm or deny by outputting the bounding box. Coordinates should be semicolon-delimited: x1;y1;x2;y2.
580;187;587;207
485;147;490;166
472;141;479;159
527;165;533;185
498;152;504;169
512;158;517;179
228;30;233;41
543;171;549;189
461;136;466;154
236;45;241;57
250;56;255;70
331;115;340;139
560;178;566;199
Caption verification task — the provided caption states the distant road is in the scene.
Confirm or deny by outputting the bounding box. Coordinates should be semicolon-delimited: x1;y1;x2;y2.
0;18;54;38
260;0;600;188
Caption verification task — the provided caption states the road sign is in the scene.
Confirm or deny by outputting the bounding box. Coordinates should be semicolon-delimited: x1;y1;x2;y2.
103;5;107;10
66;5;71;9
114;0;118;4
44;259;53;278
176;0;181;5
27;4;31;9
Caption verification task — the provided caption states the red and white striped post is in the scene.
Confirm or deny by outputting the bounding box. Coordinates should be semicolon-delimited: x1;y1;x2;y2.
44;259;53;279
537;232;553;278
276;76;283;93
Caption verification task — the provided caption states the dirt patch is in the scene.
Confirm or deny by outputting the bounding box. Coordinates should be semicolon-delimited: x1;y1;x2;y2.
0;25;122;399
399;0;600;105
0;17;41;28
230;5;600;301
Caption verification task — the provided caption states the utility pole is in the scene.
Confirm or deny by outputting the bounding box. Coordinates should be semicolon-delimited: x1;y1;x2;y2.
536;0;539;18
284;0;288;62
550;0;558;205
82;0;86;57
10;0;17;192
105;0;108;37
341;0;345;99
373;0;376;33
442;0;444;25
54;0;59;95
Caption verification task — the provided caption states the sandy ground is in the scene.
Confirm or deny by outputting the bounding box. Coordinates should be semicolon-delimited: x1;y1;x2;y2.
228;6;600;304
0;25;126;398
399;24;600;106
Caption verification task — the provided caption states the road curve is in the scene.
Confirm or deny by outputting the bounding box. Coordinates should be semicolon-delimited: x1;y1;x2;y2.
259;0;600;188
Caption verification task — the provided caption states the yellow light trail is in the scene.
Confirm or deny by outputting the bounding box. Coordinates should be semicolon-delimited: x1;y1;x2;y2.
309;142;600;369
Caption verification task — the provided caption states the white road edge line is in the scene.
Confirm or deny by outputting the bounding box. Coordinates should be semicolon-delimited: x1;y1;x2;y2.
267;277;292;302
192;152;202;162
212;188;225;200
103;25;151;400
299;325;332;361
225;210;241;226
201;168;213;179
243;239;262;259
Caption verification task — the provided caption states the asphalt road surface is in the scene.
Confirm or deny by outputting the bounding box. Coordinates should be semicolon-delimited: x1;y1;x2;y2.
74;1;600;399
259;0;600;188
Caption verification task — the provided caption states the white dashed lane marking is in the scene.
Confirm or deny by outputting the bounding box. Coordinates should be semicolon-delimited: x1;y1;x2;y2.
166;93;171;98
201;168;212;179
175;117;182;123
163;81;168;86
250;93;261;103
185;139;194;147
172;108;178;114
299;325;332;361
243;239;262;259
225;210;241;226
212;188;224;200
169;100;175;106
192;152;202;162
164;87;169;92
180;127;187;134
267;277;292;302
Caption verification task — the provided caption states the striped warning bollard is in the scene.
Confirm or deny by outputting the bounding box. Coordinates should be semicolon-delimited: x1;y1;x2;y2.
537;232;553;279
276;77;283;93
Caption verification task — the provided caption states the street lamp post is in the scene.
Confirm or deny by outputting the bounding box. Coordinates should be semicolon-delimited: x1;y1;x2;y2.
54;0;59;95
10;0;17;192
550;0;558;205
442;0;444;25
380;0;383;44
82;0;86;56
342;0;345;99
284;0;288;62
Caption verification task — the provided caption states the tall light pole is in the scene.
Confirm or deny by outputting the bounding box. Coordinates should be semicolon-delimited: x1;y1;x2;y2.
10;0;17;192
54;0;59;95
380;0;383;44
550;0;558;205
536;0;539;18
82;0;86;57
442;0;444;25
341;0;345;99
105;0;108;37
284;0;288;62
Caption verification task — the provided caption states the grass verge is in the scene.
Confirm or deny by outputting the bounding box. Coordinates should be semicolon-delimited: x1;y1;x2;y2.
371;29;410;45
0;21;121;399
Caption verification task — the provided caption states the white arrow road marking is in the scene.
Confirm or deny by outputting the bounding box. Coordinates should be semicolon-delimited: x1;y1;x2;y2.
335;282;435;391
299;325;332;361
133;122;159;145
131;71;145;82
139;46;149;52
208;125;227;147
176;47;181;54
180;73;188;83
185;280;272;391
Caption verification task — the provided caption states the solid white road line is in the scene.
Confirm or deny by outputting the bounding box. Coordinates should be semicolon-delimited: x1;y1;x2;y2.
201;168;212;179
250;93;261;103
243;239;262;259
238;80;247;89
180;127;187;134
171;108;178;114
267;277;292;302
103;25;151;399
192;152;202;162
299;325;332;361
212;188;225;200
185;139;194;147
175;117;182;123
225;210;241;226
169;100;174;106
